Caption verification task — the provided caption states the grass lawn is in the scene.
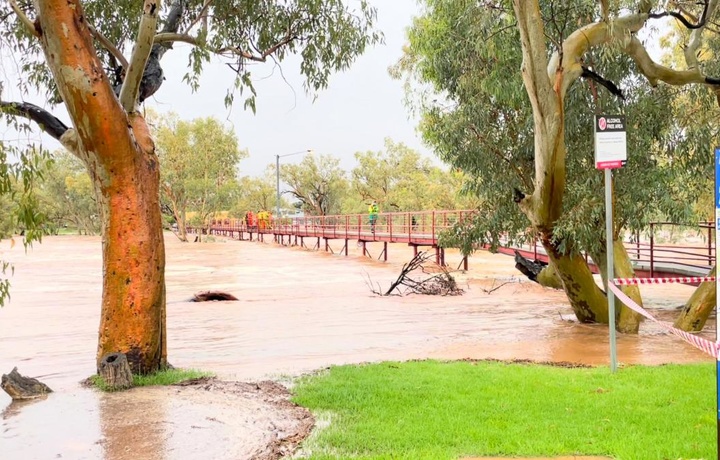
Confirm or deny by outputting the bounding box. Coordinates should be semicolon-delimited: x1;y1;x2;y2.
90;367;212;391
292;360;715;460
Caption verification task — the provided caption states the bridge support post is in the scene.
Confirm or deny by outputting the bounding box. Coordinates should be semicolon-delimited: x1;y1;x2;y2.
383;242;388;262
344;239;348;256
435;246;440;264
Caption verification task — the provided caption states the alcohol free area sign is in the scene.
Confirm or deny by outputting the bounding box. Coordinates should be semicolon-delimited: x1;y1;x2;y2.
594;115;627;169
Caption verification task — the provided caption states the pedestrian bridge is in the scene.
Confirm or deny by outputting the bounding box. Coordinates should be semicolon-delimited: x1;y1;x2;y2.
201;210;715;280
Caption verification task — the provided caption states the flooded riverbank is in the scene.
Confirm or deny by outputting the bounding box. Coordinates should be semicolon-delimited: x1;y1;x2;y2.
0;234;712;459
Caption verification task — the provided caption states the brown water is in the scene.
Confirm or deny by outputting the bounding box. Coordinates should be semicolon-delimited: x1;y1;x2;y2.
0;234;713;459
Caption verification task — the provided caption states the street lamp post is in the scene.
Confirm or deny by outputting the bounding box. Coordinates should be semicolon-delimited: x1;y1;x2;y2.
276;149;312;217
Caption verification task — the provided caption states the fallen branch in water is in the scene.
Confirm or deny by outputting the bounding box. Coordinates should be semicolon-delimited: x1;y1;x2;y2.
369;252;464;297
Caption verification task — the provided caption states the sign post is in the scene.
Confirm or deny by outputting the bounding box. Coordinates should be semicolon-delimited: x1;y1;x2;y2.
594;115;627;374
715;146;720;451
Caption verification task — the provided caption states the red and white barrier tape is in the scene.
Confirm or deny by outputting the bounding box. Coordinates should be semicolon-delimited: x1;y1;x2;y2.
613;276;716;285
608;283;720;359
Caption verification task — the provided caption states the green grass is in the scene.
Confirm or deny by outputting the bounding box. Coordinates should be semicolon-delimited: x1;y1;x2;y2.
90;368;213;391
292;360;716;460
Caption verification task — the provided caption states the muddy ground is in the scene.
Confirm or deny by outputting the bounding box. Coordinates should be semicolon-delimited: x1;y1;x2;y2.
0;234;712;459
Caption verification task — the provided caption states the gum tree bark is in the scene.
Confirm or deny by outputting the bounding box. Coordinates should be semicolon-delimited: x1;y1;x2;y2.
675;266;717;331
511;0;719;332
34;0;167;373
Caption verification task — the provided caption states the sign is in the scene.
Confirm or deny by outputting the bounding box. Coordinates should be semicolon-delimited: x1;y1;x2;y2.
594;115;627;169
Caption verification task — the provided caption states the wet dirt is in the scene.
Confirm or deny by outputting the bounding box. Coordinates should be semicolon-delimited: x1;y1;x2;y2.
0;234;713;459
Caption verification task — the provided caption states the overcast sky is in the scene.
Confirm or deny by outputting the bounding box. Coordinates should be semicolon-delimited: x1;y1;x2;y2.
0;0;431;178
148;0;431;177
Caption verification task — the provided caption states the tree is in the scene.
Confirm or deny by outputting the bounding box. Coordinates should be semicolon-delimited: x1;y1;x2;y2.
281;153;349;216
0;0;380;373
233;172;279;217
397;0;717;332
155;113;245;242
352;138;468;212
38;151;100;235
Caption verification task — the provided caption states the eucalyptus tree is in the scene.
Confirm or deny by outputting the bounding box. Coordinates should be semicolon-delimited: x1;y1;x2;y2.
0;0;380;373
397;0;717;332
352;138;467;211
155;114;245;242
280;153;349;216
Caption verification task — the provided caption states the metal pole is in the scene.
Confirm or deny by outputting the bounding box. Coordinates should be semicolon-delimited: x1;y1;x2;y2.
714;146;720;454
605;168;617;373
276;154;280;217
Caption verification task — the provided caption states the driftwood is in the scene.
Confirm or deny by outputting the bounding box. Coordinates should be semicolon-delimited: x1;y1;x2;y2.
98;352;134;390
369;252;464;296
191;291;239;302
1;367;53;400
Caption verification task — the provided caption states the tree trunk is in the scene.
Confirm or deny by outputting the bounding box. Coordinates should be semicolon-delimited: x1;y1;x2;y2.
589;240;644;333
675;266;716;332
36;0;166;375
541;236;608;324
94;115;167;374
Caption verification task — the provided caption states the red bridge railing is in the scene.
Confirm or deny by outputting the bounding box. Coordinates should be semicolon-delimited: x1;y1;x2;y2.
202;211;715;275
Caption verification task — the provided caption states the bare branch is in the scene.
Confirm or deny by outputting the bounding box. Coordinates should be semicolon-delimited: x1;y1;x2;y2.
8;0;39;38
648;0;712;30
0;101;68;140
624;35;709;86
119;0;162;112
87;23;129;70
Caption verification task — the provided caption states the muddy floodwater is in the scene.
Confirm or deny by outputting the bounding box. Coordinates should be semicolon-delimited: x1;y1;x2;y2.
0;234;713;459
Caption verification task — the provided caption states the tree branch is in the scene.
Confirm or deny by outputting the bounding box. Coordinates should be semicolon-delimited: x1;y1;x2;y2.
648;0;712;30
581;66;624;99
623;35;711;86
183;0;214;34
153;32;299;62
0;101;68;140
599;0;609;22
87;23;128;70
119;0;161;111
9;0;39;38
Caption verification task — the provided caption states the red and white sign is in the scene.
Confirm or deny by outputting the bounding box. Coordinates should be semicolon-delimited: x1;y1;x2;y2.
594;115;627;169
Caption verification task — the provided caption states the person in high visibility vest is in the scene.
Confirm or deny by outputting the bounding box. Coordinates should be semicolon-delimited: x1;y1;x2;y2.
368;200;379;233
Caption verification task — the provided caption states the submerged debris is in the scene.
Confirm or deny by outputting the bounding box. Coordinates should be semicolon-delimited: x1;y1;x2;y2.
369;251;464;297
191;291;239;302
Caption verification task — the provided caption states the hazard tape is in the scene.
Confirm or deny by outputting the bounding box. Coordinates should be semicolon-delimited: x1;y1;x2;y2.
608;283;720;359
613;276;716;285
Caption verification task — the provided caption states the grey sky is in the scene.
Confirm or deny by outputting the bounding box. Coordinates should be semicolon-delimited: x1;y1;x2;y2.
145;0;432;177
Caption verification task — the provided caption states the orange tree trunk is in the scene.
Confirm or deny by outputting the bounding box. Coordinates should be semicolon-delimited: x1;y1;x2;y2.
36;0;167;374
95;115;167;374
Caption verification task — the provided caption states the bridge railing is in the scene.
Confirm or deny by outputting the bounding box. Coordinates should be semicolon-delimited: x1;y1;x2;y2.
201;213;716;274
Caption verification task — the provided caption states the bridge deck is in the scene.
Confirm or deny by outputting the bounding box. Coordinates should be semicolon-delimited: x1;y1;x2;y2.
202;210;714;280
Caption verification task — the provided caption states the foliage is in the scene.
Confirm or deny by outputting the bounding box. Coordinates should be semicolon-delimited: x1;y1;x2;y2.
0;145;50;306
232;170;286;217
395;0;715;255
280;153;349;216
351;138;471;213
0;0;382;111
89;368;213;392
293;360;715;459
154;113;246;240
36;151;100;235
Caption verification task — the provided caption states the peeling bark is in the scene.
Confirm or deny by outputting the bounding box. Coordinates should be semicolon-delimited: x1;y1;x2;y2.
35;0;166;374
675;266;716;332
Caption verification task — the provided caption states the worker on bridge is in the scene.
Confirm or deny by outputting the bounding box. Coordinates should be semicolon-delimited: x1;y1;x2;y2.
368;200;379;233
